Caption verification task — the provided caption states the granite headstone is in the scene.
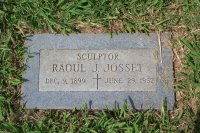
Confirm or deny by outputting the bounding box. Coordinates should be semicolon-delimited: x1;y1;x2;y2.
22;33;174;109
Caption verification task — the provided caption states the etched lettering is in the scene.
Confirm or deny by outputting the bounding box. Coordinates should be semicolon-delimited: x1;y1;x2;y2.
52;64;85;72
40;49;156;91
105;78;122;84
104;64;142;72
53;64;58;72
77;52;119;61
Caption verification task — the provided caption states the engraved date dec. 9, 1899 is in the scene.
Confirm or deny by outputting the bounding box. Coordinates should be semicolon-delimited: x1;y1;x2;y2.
45;78;86;85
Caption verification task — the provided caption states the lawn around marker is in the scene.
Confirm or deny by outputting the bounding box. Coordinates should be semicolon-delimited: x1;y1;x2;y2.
0;0;200;132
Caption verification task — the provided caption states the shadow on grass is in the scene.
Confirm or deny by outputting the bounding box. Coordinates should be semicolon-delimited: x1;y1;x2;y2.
194;108;200;133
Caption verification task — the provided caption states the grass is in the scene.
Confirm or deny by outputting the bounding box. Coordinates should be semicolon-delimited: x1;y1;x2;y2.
0;0;200;132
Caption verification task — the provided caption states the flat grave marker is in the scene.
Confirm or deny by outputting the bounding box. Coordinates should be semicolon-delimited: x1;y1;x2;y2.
22;33;174;109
